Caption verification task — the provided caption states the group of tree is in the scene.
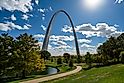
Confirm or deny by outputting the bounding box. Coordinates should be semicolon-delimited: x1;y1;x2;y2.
0;33;45;79
56;53;74;67
83;33;124;67
97;33;124;64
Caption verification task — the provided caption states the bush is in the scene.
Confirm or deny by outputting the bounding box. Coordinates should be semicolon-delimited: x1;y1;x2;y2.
69;59;73;67
41;50;51;60
57;57;62;65
85;52;92;68
120;51;124;63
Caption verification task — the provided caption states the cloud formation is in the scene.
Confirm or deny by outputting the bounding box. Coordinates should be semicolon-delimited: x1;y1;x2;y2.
0;0;33;13
35;0;39;5
78;39;92;43
33;34;74;42
38;6;53;21
22;14;29;20
62;23;123;38
11;14;16;21
0;22;31;31
115;0;124;3
41;25;46;31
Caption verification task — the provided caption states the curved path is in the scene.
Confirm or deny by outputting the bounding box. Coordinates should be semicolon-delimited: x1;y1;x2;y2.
20;66;82;83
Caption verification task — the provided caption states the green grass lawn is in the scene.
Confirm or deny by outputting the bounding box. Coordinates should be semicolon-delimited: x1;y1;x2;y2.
44;64;124;83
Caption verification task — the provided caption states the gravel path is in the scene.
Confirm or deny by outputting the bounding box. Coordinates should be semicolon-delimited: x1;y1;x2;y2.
20;66;82;83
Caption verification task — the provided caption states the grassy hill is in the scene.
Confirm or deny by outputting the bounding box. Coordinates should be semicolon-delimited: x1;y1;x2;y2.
44;64;124;83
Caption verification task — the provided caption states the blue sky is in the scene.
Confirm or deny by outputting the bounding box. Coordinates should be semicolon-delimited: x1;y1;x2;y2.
0;0;124;56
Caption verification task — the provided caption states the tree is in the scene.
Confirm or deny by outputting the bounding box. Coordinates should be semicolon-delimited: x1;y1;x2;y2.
0;33;15;77
117;33;124;51
120;51;124;63
77;56;82;63
14;33;45;78
63;53;71;63
57;57;62;65
97;36;120;63
41;50;51;61
69;59;73;67
85;52;92;68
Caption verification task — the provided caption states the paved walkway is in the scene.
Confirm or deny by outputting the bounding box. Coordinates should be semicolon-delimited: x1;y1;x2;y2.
20;66;82;83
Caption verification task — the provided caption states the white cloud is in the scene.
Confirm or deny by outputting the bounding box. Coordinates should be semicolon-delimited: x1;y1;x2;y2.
38;7;53;21
0;23;11;31
23;24;31;29
110;31;123;38
0;0;33;13
50;35;74;41
42;17;45;20
33;34;45;39
78;39;92;43
62;25;72;33
25;23;32;28
37;42;52;49
35;0;39;5
33;34;74;42
80;43;102;54
38;8;45;13
54;45;71;49
51;41;67;46
22;14;29;20
114;24;119;27
37;41;73;56
115;0;124;3
11;14;16;21
81;43;95;48
41;25;46;31
0;22;31;31
0;7;2;10
49;6;53;11
62;23;123;38
42;14;45;16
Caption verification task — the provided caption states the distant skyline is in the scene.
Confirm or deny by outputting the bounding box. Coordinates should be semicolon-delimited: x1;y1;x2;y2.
0;0;124;56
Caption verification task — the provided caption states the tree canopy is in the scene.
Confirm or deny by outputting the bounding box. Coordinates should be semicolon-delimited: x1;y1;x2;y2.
0;33;45;78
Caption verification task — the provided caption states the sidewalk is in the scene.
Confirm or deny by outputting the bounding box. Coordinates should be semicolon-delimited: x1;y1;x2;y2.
20;66;82;83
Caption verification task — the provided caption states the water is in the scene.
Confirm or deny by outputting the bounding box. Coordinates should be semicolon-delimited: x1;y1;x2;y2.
46;67;58;75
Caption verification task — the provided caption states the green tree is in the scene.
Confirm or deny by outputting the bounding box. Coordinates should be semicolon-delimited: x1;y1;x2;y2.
41;50;51;61
57;57;62;65
0;33;15;77
63;53;71;63
14;33;45;78
120;51;124;63
117;33;124;51
85;52;92;68
97;36;119;63
69;59;73;67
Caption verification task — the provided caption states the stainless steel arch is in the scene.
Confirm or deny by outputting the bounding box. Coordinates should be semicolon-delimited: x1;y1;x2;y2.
42;10;80;56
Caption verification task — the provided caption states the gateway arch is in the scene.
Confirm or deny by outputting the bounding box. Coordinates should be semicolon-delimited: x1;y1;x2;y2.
42;10;80;56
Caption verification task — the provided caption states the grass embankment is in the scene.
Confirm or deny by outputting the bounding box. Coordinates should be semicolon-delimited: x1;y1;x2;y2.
45;64;124;83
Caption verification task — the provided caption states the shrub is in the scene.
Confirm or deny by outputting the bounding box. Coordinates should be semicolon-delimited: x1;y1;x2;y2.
69;59;74;67
120;51;124;63
57;57;62;65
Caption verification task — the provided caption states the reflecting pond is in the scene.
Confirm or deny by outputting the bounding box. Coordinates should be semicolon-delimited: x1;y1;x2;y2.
46;67;58;75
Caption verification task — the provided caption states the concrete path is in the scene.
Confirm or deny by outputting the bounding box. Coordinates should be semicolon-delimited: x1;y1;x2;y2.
20;66;82;83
